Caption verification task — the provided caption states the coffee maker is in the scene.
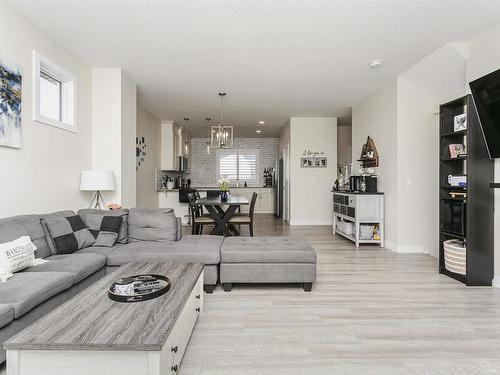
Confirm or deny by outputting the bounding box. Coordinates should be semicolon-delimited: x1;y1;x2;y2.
349;176;362;192
362;175;378;193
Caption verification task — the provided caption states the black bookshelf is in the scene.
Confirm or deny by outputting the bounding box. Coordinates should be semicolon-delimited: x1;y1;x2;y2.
439;94;494;286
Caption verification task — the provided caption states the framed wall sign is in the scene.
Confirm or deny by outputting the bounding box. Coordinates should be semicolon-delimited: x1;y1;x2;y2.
301;157;327;168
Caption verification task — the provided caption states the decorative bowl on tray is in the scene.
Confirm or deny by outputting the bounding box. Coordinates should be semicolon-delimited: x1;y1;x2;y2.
108;274;171;303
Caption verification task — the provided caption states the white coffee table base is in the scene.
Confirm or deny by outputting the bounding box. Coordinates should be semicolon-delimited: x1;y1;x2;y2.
6;267;204;375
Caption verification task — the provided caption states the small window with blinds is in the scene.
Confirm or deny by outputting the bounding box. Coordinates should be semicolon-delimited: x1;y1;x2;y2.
217;149;260;185
33;50;77;132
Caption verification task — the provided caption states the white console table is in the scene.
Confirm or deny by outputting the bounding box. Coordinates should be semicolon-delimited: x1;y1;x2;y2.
332;191;384;248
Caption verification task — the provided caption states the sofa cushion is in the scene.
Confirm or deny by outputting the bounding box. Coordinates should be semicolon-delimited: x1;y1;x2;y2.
44;216;95;254
76;245;118;257
22;253;106;284
106;235;223;266
128;208;178;242
0;215;51;258
0;304;14;329
221;237;317;263
78;208;129;244
40;210;77;255
0;272;73;318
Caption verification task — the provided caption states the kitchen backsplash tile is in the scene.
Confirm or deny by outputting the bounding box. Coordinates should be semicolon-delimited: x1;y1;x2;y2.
190;137;279;186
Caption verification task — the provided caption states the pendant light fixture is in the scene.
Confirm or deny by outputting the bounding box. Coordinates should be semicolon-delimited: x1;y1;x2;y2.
183;117;190;155
210;92;233;149
205;117;212;154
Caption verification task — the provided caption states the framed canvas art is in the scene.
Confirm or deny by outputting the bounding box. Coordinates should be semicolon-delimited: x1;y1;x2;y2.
0;60;22;148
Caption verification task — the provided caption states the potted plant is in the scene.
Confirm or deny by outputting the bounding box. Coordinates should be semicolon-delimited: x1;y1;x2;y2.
218;177;230;202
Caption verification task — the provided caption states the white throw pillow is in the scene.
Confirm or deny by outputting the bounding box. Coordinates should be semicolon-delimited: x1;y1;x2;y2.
0;236;37;275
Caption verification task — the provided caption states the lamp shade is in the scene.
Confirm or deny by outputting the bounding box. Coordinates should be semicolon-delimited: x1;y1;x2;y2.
80;170;115;191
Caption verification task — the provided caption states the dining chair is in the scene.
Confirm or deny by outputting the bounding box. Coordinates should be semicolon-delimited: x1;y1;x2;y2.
228;192;258;236
187;192;215;235
194;192;203;215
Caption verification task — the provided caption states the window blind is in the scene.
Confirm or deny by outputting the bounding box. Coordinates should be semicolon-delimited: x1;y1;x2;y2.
217;149;260;184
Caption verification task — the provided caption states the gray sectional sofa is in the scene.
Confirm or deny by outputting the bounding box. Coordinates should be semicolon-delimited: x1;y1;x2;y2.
0;207;316;364
0;207;222;363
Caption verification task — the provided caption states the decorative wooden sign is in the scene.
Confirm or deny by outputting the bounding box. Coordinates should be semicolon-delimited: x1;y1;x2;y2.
358;136;379;168
301;157;327;168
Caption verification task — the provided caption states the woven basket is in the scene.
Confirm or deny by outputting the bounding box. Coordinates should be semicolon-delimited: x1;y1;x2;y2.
444;239;466;275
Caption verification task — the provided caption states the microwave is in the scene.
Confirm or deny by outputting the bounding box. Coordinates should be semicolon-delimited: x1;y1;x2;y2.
179;156;189;173
442;199;466;236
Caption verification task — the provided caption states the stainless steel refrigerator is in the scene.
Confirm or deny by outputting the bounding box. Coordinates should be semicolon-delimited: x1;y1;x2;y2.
273;159;283;217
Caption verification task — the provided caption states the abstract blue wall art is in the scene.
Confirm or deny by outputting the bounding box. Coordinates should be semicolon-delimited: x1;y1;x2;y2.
0;60;22;148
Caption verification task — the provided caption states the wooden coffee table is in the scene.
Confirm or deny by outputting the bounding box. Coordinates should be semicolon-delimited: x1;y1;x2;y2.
4;263;204;375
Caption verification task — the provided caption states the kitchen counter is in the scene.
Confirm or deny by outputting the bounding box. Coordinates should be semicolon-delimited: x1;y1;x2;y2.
157;187;273;192
332;190;384;195
194;186;273;190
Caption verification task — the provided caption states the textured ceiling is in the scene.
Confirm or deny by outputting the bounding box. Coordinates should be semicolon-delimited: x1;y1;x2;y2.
8;0;500;137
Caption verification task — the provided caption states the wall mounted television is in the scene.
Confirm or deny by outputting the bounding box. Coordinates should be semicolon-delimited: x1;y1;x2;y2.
469;68;500;159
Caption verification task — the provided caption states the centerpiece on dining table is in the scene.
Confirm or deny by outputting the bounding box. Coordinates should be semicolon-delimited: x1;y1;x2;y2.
218;177;230;202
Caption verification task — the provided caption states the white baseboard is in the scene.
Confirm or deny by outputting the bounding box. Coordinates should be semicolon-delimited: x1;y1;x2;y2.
493;277;500;288
385;241;397;252
397;244;425;253
385;241;426;253
289;220;331;226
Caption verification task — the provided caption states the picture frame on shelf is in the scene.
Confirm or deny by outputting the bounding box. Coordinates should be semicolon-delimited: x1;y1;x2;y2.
449;144;466;158
454;113;467;132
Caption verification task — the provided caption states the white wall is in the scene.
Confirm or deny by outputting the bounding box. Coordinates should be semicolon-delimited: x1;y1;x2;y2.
278;121;290;157
337;125;352;167
91;69;122;206
91;68;136;208
120;73;137;208
136;107;161;208
352;45;468;255
0;3;92;217
466;24;500;286
289;117;337;225
396;45;466;255
352;82;398;247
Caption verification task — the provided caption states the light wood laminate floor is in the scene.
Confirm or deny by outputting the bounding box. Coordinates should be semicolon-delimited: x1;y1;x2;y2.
2;214;500;374
180;214;500;375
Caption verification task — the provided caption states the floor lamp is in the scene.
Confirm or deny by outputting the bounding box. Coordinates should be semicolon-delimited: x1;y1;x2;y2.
80;170;116;209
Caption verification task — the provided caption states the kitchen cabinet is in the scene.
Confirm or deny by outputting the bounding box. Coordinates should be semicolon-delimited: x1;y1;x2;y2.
161;121;180;171
232;188;274;213
259;188;274;212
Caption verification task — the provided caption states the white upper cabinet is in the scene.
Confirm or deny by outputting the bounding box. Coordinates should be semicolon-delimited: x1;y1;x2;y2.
161;122;191;171
160;121;180;170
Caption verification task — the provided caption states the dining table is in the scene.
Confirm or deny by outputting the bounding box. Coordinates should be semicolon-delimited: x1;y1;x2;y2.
191;196;249;236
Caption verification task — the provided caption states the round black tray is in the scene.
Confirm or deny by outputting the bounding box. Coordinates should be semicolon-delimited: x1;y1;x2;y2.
108;274;171;303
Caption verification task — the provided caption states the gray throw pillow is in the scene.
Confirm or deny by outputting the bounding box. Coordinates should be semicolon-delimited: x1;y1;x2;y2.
85;214;123;247
77;209;129;244
44;216;95;254
40;210;77;255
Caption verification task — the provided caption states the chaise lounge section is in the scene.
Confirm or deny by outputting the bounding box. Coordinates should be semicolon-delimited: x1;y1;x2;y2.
220;236;317;292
